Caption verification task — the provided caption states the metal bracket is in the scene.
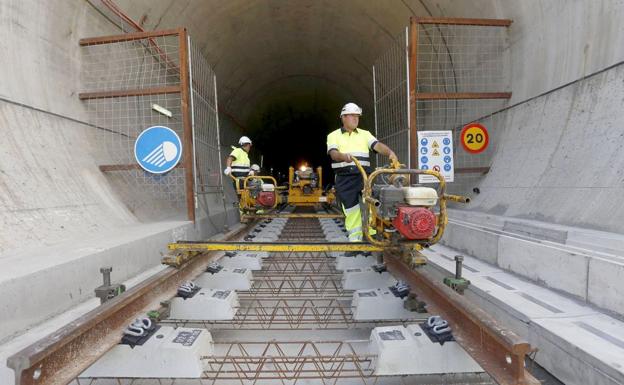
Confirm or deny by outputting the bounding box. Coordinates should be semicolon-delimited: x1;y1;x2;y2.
94;267;126;304
443;255;471;294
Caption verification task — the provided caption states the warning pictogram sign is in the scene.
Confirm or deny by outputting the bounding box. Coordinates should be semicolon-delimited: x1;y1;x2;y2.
417;131;454;183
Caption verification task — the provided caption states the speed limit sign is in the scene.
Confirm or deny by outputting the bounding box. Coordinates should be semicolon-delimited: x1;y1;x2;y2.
460;123;489;154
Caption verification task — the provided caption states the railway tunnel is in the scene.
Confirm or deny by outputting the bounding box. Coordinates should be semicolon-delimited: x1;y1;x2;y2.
1;1;623;385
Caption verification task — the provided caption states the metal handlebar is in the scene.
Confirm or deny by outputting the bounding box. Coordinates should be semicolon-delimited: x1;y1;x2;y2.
350;157;467;248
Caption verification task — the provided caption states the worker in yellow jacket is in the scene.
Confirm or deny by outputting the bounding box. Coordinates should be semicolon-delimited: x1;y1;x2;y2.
327;103;398;242
224;136;252;192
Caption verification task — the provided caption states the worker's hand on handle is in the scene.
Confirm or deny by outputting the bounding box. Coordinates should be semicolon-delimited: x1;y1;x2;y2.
342;153;353;163
388;151;400;169
224;166;232;175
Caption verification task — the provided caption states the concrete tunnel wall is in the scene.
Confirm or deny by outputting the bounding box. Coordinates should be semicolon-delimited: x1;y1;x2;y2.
1;0;623;339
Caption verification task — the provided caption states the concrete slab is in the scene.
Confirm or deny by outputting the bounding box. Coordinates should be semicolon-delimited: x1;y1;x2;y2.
443;213;624;317
587;257;624;316
425;243;624;385
530;314;624;385
497;235;589;300
441;222;500;265
218;254;263;270
370;324;483;375
0;217;235;342
342;268;395;290
335;255;377;271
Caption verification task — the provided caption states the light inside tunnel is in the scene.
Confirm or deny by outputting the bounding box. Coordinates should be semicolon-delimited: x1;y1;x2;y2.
241;84;373;186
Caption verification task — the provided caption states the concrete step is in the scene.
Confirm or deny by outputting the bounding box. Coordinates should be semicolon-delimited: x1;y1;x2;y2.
442;209;624;317
0;210;240;343
423;244;624;385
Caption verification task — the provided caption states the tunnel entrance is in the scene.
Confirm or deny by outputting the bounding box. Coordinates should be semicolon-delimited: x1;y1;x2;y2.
78;4;512;225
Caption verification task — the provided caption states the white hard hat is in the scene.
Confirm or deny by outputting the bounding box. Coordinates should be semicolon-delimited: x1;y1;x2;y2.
251;164;260;171
340;103;362;117
239;136;252;145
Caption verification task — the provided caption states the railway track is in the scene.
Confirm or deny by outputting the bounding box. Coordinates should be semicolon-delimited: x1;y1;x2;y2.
8;207;538;385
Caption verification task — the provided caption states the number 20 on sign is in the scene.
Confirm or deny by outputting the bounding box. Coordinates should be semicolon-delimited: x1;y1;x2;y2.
460;123;489;154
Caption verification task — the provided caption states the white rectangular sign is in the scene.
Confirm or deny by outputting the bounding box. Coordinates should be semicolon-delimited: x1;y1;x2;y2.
417;131;454;183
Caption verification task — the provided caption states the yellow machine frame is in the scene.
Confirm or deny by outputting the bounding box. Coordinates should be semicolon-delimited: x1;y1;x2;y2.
232;172;342;220
168;159;468;265
286;166;335;206
231;174;279;213
351;158;469;248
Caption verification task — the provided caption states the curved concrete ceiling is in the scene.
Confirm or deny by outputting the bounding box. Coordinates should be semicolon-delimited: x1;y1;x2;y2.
112;0;502;167
117;0;500;121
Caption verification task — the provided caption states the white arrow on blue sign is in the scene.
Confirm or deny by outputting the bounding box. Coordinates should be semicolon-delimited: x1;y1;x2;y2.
134;126;183;174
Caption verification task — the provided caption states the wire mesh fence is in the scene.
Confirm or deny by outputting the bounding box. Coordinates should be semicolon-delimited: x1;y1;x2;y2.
188;36;227;221
416;99;508;193
373;28;409;168
80;30;224;221
373;19;511;194
415;21;510;193
81;33;187;218
416;24;508;94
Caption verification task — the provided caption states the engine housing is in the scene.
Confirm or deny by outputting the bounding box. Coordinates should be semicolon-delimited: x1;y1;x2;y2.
392;206;436;240
256;191;275;207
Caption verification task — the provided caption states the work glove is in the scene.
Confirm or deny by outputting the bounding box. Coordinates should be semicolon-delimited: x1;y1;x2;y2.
224;167;232;175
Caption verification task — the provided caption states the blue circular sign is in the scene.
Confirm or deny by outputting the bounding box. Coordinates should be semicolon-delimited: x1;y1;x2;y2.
421;165;429;170
443;138;451;145
444;164;452;172
444;155;452;164
420;138;428;146
134;126;183;174
420;156;428;164
420;147;428;154
443;147;451;154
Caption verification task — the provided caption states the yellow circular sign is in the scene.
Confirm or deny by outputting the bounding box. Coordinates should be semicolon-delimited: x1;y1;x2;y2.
460;123;489;154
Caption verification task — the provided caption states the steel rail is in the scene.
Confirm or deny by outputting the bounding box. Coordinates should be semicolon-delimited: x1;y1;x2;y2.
385;254;539;385
6;223;252;385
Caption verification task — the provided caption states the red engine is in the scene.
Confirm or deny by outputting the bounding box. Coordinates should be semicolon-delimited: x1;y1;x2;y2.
392;206;436;240
256;191;276;208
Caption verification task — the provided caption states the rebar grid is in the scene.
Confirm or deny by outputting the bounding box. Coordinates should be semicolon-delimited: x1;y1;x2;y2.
246;273;346;297
258;259;339;275
203;340;375;382
70;216;497;384
163;298;424;330
73;373;493;385
165;298;360;329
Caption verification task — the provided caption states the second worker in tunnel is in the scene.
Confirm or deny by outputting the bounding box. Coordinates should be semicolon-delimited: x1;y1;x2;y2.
327;103;398;243
224;136;253;192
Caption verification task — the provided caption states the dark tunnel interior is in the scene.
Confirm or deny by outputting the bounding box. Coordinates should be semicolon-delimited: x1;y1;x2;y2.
239;79;375;187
